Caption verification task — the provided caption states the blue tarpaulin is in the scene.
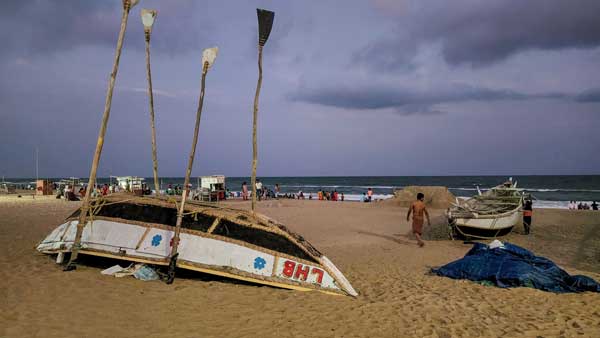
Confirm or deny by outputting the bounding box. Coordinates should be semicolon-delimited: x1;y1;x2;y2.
431;242;600;293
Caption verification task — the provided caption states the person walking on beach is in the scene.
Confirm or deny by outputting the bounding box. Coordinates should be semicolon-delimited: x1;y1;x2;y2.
522;199;533;235
242;181;248;200
592;201;599;210
256;179;263;201
406;193;430;247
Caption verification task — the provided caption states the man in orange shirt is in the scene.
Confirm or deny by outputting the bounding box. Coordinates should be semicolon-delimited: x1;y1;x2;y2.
406;193;430;247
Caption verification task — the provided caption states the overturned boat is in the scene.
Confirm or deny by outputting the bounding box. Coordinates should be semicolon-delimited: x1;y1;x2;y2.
37;194;358;296
447;180;525;239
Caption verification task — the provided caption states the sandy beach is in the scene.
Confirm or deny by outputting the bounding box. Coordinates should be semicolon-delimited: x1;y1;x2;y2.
1;196;599;338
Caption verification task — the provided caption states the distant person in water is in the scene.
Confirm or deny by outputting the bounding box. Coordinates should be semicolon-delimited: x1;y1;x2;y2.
367;188;373;202
591;201;598;210
522;199;533;235
275;184;280;199
341;192;345;202
406;193;430;247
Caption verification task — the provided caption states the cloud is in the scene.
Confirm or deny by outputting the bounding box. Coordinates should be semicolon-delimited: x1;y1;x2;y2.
121;87;179;98
357;0;600;68
290;83;534;114
289;82;598;115
575;88;600;102
0;0;212;60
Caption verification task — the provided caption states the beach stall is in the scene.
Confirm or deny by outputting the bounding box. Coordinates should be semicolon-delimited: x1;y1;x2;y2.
199;175;226;201
36;179;53;195
0;182;17;194
115;176;145;195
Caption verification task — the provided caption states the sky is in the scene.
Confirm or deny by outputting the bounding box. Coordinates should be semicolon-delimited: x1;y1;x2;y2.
1;0;599;178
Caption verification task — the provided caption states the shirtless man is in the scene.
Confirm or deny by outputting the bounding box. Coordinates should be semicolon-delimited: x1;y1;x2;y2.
406;193;430;247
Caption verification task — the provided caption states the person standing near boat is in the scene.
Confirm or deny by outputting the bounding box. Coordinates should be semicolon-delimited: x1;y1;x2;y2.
522;200;533;235
407;193;430;247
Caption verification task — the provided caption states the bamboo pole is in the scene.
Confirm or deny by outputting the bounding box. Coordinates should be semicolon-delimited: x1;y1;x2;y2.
65;0;137;270
166;47;218;284
142;9;160;195
250;9;274;214
250;45;263;213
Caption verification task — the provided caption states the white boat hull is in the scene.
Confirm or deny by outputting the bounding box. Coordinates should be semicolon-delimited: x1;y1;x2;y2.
37;219;353;295
453;210;522;230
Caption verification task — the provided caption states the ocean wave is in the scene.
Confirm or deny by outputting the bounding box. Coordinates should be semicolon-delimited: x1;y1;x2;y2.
449;187;600;193
279;185;398;189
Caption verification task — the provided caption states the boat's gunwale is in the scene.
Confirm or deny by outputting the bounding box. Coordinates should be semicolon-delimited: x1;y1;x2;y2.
39;246;347;295
61;215;322;267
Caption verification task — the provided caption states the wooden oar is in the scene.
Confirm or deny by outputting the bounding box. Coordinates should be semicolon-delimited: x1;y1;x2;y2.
166;47;218;284
141;9;161;195
251;8;275;214
65;0;139;271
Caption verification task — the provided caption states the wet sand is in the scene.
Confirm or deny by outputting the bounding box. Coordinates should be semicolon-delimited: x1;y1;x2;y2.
1;196;599;337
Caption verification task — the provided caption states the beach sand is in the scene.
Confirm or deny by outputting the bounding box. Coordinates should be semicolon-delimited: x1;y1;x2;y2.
1;196;599;337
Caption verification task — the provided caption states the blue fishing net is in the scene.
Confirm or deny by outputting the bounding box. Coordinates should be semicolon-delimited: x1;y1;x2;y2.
431;242;600;293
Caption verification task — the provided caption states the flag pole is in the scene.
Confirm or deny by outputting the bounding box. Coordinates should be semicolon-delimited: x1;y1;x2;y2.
142;9;160;195
65;0;139;271
251;9;275;214
166;47;219;284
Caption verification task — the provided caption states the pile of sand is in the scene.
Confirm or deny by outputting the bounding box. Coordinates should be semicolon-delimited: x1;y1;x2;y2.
384;186;456;209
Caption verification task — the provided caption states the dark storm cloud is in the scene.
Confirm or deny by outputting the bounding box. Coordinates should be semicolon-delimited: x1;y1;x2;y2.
357;0;600;68
0;0;211;60
290;82;597;114
1;0;599;178
290;83;542;114
575;88;600;102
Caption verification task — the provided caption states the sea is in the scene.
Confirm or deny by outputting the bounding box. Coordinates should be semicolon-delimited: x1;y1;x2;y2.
6;175;600;209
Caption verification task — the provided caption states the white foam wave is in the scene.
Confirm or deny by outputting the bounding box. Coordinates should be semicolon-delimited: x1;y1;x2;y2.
279;185;398;189
449;187;600;193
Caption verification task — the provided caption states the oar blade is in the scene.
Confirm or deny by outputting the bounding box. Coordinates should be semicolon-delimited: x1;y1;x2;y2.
257;8;275;46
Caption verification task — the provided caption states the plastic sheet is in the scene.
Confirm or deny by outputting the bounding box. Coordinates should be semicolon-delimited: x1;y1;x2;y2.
431;242;600;293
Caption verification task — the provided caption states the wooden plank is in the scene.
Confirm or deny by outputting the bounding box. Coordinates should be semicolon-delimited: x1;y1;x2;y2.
135;227;152;250
177;262;343;296
207;217;220;234
78;250;169;266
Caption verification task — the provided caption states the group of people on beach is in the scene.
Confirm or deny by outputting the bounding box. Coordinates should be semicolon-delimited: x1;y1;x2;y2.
317;190;344;201
58;183;120;201
568;201;598;210
239;181;302;200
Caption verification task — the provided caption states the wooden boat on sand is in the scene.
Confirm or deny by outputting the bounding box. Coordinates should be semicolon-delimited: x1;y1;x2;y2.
36;194;358;297
447;180;525;239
